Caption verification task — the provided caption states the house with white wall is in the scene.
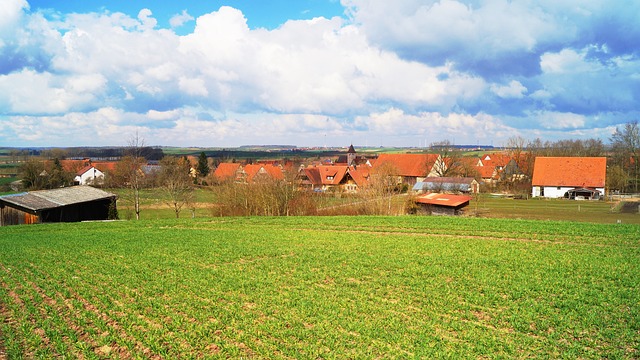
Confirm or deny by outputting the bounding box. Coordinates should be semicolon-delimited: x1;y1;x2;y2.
74;165;105;186
531;157;606;199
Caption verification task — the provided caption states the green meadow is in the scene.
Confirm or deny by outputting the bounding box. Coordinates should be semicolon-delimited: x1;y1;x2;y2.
1;216;638;358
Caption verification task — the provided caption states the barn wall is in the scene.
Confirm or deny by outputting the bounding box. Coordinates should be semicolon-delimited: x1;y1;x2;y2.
40;198;113;223
1;206;40;226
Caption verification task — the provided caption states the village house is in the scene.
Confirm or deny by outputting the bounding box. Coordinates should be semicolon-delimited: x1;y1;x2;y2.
531;157;607;199
0;186;117;226
372;153;445;186
299;165;369;193
74;165;105;185
213;163;284;184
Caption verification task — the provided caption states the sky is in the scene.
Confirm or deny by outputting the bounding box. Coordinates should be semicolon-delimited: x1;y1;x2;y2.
1;0;639;148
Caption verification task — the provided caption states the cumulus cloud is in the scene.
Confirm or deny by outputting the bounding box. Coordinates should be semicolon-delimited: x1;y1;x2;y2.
170;10;194;28
491;80;527;99
0;1;638;147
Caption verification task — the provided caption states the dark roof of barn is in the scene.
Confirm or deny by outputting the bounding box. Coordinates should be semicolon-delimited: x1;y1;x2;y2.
0;186;116;212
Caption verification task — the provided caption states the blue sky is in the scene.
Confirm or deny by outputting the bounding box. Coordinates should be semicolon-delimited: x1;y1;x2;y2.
1;0;639;148
27;0;346;32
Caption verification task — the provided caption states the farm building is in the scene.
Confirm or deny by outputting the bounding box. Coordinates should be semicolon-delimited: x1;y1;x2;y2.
0;186;117;226
415;193;472;216
412;177;480;194
74;165;105;185
531;157;606;199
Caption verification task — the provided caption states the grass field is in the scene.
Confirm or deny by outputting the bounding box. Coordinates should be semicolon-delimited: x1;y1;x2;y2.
0;216;638;358
106;187;640;224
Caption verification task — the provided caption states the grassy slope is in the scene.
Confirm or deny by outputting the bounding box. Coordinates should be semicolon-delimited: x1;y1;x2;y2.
0;217;638;358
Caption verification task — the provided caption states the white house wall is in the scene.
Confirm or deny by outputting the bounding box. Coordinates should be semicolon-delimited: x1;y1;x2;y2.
75;168;105;185
532;186;605;198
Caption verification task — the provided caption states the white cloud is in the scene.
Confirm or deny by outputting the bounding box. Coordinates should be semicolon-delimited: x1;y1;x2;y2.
137;9;157;31
170;10;194;28
1;2;638;147
528;111;586;130
490;80;527;99
0;0;28;43
0;69;106;114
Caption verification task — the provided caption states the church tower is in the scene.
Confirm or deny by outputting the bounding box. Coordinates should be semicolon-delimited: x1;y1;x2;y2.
347;144;356;166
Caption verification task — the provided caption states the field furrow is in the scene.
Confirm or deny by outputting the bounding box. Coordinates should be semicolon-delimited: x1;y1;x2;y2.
0;216;638;358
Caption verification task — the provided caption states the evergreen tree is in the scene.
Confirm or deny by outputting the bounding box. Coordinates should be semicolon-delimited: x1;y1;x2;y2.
197;152;210;178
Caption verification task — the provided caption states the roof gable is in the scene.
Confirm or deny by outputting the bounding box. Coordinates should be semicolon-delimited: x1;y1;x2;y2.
531;157;606;187
374;154;440;177
213;163;242;180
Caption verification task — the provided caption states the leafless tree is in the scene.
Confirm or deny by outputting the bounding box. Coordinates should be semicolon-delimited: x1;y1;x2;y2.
158;156;194;218
116;132;147;220
429;140;462;177
362;161;399;214
610;121;640;192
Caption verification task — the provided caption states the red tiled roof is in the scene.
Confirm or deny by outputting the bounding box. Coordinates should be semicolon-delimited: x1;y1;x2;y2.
58;159;89;172
374;154;440;177
213;163;242;180
481;153;512;168
93;161;117;173
416;193;472;207
243;164;284;182
476;165;497;179
531;157;606;187
303;165;369;187
76;165;95;176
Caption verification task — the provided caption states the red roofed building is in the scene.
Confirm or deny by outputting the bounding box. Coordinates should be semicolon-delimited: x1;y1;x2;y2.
74;165;105;186
415;193;472;215
300;165;369;193
531;157;606;199
243;164;284;183
213;163;242;182
373;154;444;185
213;163;284;184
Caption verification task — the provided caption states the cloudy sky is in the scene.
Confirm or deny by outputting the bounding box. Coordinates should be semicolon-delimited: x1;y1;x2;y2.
1;0;639;148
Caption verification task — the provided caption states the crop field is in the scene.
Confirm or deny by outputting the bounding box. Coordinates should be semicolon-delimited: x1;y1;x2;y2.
0;216;638;358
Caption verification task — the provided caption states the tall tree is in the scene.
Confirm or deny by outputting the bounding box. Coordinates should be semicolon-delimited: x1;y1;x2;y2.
610;121;640;192
19;159;46;190
158;156;194;218
48;158;72;188
196;152;210;180
123;132;147;220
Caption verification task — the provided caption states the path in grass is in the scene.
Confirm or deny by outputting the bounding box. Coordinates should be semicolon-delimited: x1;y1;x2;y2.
0;216;638;358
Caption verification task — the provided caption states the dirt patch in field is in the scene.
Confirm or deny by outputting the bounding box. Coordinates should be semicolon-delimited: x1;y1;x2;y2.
619;201;640;214
0;310;7;360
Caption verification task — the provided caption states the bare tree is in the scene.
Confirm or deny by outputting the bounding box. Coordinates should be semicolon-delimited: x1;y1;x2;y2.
363;161;399;214
119;132;147;220
158;156;194;218
429;140;462;177
610;121;640;192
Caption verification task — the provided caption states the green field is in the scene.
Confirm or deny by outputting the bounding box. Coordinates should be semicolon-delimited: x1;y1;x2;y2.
1;216;638;358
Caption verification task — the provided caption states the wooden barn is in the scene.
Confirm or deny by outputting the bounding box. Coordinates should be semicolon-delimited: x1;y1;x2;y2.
415;193;472;216
0;186;117;226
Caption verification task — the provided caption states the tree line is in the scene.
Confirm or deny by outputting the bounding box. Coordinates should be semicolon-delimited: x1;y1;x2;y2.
12;121;640;218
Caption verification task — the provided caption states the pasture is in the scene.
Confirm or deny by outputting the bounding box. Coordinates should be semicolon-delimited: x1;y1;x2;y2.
0;216;638;358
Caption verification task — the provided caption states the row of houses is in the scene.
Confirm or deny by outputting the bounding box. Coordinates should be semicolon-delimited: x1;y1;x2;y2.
52;149;609;200
0;152;607;225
